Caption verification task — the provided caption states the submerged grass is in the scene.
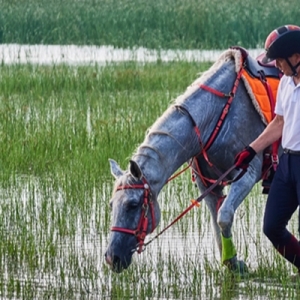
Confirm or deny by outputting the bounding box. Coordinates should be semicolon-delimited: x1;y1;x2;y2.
0;61;298;298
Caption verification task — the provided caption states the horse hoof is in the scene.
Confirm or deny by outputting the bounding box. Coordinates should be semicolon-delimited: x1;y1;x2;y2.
224;257;248;276
235;260;248;276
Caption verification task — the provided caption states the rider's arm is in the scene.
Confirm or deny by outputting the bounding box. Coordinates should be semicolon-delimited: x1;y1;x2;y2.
250;114;284;154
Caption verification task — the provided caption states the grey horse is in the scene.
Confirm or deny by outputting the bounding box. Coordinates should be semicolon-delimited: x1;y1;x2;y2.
105;48;279;273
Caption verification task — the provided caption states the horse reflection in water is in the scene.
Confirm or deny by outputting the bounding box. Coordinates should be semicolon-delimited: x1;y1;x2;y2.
105;48;281;273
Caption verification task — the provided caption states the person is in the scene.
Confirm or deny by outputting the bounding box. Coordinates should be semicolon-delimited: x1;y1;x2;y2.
235;24;300;275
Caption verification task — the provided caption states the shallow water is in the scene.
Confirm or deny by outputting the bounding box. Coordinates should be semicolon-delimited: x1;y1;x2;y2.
94;180;300;299
0;44;264;65
1;44;298;299
0;170;299;298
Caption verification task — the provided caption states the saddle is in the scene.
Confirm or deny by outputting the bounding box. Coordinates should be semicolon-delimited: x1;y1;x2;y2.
231;46;282;194
233;46;281;79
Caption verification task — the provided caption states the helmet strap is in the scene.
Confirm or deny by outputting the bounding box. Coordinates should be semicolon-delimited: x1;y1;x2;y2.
285;58;300;77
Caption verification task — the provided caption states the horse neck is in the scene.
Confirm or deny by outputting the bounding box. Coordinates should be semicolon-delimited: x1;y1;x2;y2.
175;60;238;145
133;60;238;195
132;105;199;195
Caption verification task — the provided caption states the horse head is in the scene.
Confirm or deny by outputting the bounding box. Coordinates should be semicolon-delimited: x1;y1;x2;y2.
105;159;161;273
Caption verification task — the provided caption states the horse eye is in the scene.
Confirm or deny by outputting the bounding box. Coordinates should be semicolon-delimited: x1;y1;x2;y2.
125;199;139;210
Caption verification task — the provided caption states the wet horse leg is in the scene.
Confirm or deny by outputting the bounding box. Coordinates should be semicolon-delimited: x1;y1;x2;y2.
195;178;224;257
217;166;260;273
196;175;248;272
203;190;248;273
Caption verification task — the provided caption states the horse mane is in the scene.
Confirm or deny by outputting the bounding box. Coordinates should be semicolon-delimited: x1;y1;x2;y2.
129;48;244;178
175;48;243;105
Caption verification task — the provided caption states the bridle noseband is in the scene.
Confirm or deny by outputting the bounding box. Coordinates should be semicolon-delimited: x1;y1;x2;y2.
111;178;156;253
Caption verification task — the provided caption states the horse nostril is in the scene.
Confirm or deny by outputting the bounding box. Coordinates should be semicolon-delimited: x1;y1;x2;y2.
112;256;122;269
105;252;124;272
105;252;113;266
110;256;123;273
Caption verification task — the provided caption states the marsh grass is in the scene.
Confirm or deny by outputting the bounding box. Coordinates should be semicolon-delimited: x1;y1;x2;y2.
0;61;210;180
0;61;299;298
0;0;299;49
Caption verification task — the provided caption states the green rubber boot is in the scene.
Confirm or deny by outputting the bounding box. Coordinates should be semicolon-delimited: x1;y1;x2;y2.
221;234;237;264
221;234;248;275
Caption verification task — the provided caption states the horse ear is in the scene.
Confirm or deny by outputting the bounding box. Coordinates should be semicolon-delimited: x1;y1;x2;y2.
129;160;143;180
109;159;125;179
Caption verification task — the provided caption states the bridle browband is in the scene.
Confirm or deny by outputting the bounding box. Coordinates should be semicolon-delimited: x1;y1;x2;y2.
111;177;156;253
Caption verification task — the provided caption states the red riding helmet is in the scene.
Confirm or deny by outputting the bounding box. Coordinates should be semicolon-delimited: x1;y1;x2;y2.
262;25;300;63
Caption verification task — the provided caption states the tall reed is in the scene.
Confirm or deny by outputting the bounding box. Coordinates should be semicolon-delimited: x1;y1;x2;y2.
0;0;299;49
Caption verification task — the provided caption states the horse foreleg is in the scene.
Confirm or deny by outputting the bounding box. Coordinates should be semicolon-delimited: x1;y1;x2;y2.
203;191;247;273
217;165;260;273
195;177;224;256
204;193;223;255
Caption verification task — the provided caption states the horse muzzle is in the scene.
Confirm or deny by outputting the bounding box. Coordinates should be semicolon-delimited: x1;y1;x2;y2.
105;248;133;273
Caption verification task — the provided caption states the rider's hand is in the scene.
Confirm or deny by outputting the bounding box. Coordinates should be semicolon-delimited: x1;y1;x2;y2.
234;146;256;170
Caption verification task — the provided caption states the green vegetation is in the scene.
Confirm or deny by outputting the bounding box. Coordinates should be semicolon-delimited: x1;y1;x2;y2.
0;61;210;181
0;0;299;298
0;61;299;298
0;0;299;49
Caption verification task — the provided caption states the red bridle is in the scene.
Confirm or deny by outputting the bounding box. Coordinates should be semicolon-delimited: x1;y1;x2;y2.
111;178;156;253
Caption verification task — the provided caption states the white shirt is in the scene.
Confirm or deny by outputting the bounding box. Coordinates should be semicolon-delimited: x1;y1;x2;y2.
275;75;300;150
